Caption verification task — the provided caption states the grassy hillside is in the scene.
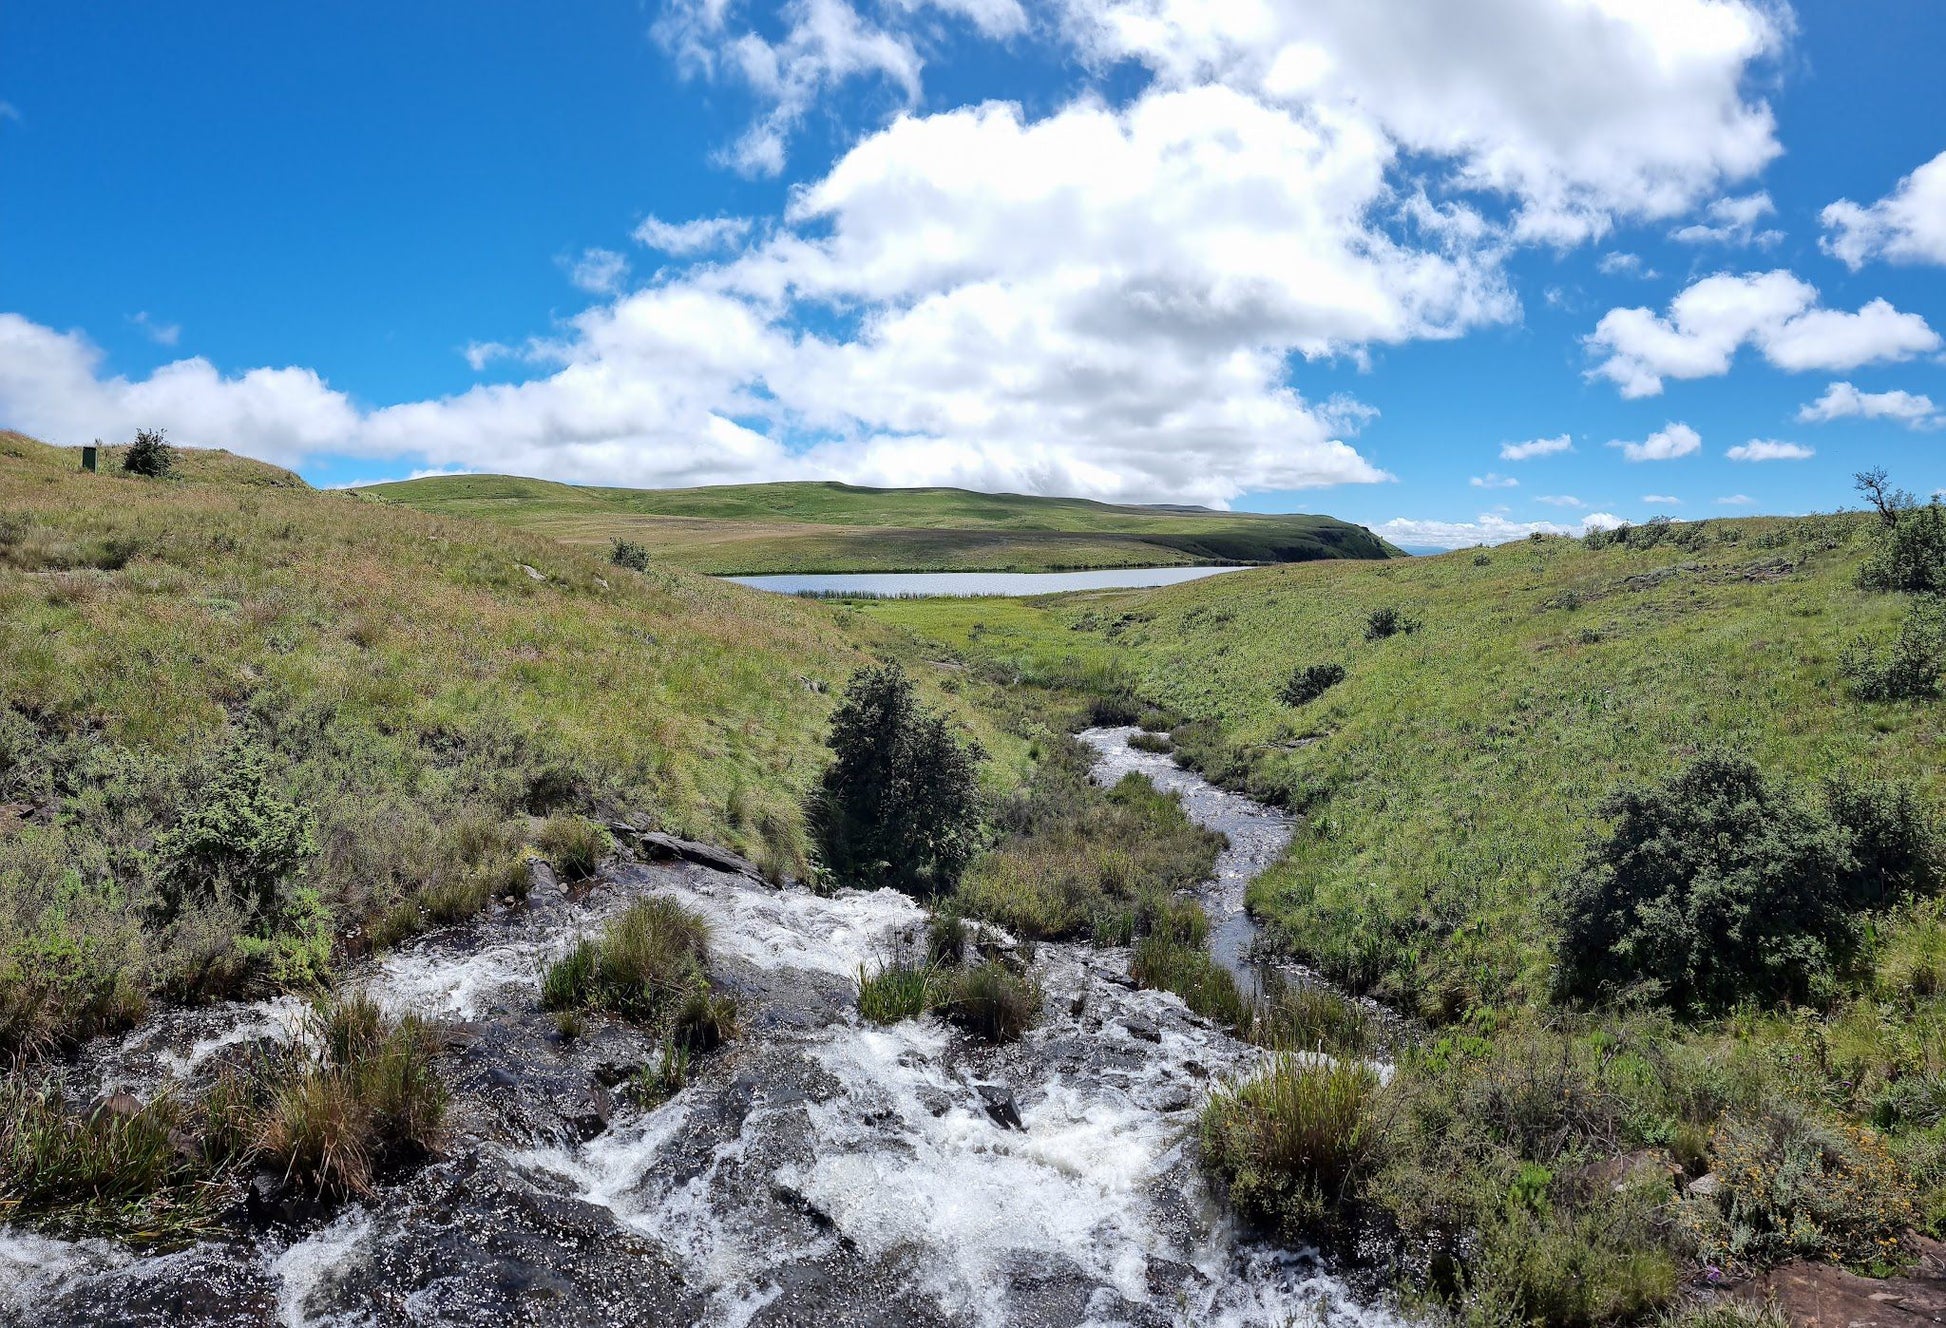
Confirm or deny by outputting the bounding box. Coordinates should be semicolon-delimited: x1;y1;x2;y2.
363;474;1401;574
859;513;1937;1015
0;433;1022;1054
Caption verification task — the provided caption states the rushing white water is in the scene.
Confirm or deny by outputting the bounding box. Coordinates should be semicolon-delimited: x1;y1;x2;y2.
10;742;1401;1328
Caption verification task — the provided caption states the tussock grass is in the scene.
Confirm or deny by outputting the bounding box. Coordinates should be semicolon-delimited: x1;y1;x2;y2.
1200;1053;1382;1239
857;959;940;1024
535;814;611;881
541;895;735;1053
938;960;1041;1043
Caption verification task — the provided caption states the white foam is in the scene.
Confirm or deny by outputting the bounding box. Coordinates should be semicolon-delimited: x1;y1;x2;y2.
656;880;928;977
268;1206;376;1328
0;1230;132;1313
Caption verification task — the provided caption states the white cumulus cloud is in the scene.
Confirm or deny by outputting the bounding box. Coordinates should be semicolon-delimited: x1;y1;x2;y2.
1585;270;1939;397
633;214;754;255
1609;422;1701;462
1499;433;1572;460
1822;150;1946;269
1797;381;1941;429
1668;191;1781;246
1726;438;1812;461
1471;473;1518;488
562;247;631;294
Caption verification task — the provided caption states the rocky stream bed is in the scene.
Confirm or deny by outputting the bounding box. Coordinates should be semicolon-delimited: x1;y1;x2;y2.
0;731;1401;1328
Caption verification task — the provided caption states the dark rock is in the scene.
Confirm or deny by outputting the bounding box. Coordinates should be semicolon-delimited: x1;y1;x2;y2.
1124;1017;1162;1043
563;1084;614;1141
88;1090;142;1121
592;1061;641;1089
622;829;764;880
977;1083;1024;1131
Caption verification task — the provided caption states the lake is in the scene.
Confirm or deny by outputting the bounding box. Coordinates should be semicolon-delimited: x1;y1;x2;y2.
725;565;1253;597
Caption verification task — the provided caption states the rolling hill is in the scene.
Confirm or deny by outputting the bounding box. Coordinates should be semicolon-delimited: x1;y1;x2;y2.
362;474;1402;574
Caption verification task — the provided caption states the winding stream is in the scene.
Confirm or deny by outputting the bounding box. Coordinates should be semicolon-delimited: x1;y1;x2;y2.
2;735;1397;1328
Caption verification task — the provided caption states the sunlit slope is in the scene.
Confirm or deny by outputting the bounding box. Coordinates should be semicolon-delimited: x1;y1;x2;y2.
860;515;1934;1015
364;474;1401;573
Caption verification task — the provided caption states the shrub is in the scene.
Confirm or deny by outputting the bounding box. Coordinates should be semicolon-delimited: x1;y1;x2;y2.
1682;1106;1917;1270
857;958;938;1024
1127;730;1174;754
1557;754;1939;1015
609;538;651;571
154;743;318;927
1363;606;1422;641
1841;601;1945;701
812;663;985;895
1468;1187;1679;1328
1857;493;1946;597
1200;1053;1383;1240
540;895;718;1033
121;427;175;477
939;960;1040;1042
1279;662;1346;706
535;814;611;881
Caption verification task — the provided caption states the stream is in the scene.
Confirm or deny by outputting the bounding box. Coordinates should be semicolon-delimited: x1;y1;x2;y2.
1;733;1399;1328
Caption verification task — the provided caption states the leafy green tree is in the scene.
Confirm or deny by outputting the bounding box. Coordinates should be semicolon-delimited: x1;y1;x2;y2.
610;538;650;571
813;663;984;895
122;427;176;478
1557;752;1937;1015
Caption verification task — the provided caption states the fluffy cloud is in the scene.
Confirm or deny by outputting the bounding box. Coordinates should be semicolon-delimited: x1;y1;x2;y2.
1377;509;1620;549
1822;150;1946;269
563;247;630;294
1598;253;1656;279
1500;433;1572;460
632;214;754;255
1642;494;1681;504
1586;271;1939;397
1668;192;1780;246
1534;494;1584;507
1471;473;1518;488
1726;439;1812;461
1610;422;1701;462
1057;0;1784;242
1797;381;1941;429
1715;494;1755;505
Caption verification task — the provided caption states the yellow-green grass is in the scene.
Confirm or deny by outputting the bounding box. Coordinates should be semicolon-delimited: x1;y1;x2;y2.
363;474;1401;574
0;432;1026;1050
863;515;1939;1017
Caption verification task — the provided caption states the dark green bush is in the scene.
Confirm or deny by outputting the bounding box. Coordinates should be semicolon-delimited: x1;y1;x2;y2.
154;743;318;926
813;663;985;895
1842;601;1944;701
1279;662;1346;706
609;538;651;571
1557;753;1940;1015
1857;483;1946;596
1363;606;1421;641
121;427;175;477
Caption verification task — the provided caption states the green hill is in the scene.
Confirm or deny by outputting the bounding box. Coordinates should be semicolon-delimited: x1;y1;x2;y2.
362;474;1402;574
859;512;1938;1015
0;434;1019;1053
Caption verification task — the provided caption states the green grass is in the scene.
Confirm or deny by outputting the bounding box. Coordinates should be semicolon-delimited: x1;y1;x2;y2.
865;513;1936;1018
0;431;1026;1054
363;474;1402;574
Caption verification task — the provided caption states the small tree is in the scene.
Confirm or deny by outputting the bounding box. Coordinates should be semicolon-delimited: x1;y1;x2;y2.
1557;752;1938;1015
812;663;984;895
1279;663;1346;706
610;538;651;571
1363;606;1421;641
122;427;176;477
155;744;318;927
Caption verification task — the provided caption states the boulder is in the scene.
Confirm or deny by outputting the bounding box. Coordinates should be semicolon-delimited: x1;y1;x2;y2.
976;1084;1024;1131
1736;1259;1946;1328
620;828;764;880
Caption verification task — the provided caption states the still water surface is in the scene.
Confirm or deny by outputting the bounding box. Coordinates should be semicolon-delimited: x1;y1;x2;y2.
728;564;1252;597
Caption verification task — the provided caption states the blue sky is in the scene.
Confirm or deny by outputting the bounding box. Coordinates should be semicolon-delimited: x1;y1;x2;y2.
3;0;1944;546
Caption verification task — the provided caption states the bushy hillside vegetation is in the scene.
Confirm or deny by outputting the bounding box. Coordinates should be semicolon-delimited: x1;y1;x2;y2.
364;474;1401;574
0;433;981;1055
